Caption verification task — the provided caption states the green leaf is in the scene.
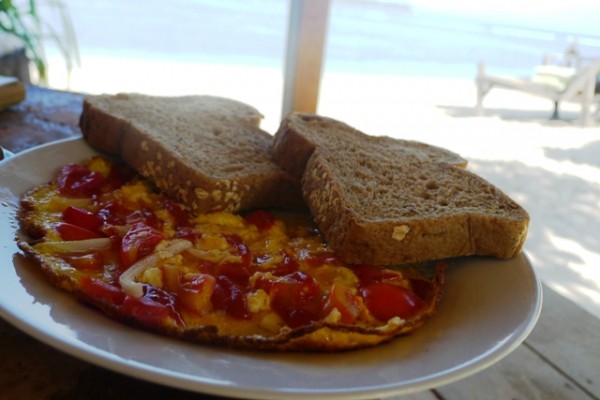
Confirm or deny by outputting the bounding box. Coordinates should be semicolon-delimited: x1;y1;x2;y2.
0;0;79;82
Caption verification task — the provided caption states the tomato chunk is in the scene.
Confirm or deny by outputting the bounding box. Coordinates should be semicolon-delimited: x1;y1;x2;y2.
177;274;216;314
123;286;182;326
360;283;424;321
323;282;362;324
211;276;251;320
125;207;160;228
271;252;299;276
120;222;165;268
55;222;104;241
353;264;406;286
96;200;130;225
56;164;105;197
175;226;198;241
122;294;170;325
223;234;251;267
269;271;322;328
62;206;104;232
80;277;125;306
271;272;320;303
283;309;320;329
104;161;133;190
305;251;339;268
216;262;251;286
164;198;191;227
244;210;276;232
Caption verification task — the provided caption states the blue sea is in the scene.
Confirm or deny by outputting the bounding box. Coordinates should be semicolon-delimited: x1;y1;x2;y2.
53;0;600;79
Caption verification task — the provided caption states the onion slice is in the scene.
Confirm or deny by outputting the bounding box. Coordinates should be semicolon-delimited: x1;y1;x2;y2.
119;239;193;298
34;238;112;253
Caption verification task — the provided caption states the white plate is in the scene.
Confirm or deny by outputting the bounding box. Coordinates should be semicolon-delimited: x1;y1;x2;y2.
0;138;542;400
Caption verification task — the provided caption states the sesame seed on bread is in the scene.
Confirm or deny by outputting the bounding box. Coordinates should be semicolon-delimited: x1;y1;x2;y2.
80;93;303;213
273;112;529;265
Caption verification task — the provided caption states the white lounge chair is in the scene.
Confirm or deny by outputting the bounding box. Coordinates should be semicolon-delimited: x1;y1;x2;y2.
475;56;600;126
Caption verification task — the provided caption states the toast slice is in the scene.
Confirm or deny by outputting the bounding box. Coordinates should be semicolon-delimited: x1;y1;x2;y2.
273;113;529;265
80;93;302;213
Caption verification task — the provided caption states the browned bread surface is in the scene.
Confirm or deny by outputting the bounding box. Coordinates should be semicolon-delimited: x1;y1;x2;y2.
80;93;302;213
273;112;529;265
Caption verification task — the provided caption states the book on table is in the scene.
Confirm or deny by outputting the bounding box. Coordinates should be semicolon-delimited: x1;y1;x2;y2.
0;76;26;110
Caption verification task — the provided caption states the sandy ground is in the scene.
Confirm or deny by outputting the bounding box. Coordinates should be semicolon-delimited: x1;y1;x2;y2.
46;55;600;319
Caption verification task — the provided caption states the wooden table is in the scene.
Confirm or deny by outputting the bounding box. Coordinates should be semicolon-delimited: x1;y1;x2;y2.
1;86;599;400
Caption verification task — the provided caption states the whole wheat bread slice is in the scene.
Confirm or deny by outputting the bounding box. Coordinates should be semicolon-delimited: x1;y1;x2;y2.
80;93;302;213
273;113;529;265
